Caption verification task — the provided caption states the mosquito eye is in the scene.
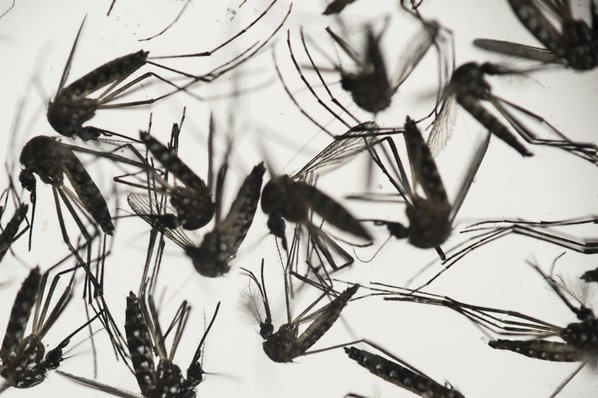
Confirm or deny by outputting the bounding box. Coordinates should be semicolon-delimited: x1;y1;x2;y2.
19;170;36;192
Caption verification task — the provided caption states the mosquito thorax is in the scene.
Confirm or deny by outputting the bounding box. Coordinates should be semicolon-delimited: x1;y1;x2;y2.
450;62;488;97
155;360;191;398
189;231;232;278
341;72;392;114
262;324;297;363
405;201;451;248
169;187;215;230
261;176;307;222
562;319;598;352
47;97;97;139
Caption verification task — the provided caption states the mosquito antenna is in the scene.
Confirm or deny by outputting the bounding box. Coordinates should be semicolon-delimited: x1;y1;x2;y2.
191;301;221;364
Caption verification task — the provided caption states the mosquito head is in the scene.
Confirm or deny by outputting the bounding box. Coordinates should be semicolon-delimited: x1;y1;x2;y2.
186;361;204;388
266;215;286;245
259;321;274;339
577;305;595;322
384;221;410;240
18;168;36;194
43;341;67;370
449;62;489;97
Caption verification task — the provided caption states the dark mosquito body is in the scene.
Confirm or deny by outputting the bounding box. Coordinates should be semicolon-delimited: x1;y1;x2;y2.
0;264;100;392
474;0;598;70
59;291;221;398
300;13;452;116
19;135;114;236
427;61;598;163
139;131;215;231
354;116;488;261
371;262;598;395
243;261;359;363
260;122;377;257
48;2;292;141
129;151;265;277
345;344;465;398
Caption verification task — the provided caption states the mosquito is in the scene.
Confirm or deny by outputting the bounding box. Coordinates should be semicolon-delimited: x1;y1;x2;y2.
0;260;103;393
129;119;265;277
242;259;359;363
58;292;221;398
426;61;598;163
474;0;598;71
344;341;465;398
373;261;598;397
18;135;117;275
295;10;453;117
137;129;216;231
47;1;292;141
350;116;489;262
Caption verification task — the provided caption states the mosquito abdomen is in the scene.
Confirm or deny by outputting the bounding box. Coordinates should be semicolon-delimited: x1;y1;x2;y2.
345;347;465;398
0;268;41;364
62;50;148;100
63;154;114;235
507;0;565;56
296;183;371;241
457;95;532;157
489;339;581;362
295;284;360;354
125;293;157;397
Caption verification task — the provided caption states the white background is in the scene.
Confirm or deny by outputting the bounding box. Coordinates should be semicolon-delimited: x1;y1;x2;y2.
0;0;597;397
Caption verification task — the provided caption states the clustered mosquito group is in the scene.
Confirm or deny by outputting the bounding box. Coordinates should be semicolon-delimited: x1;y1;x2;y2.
1;0;597;397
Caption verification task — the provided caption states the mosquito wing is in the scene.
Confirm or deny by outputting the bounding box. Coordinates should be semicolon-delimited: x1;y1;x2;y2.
127;192;199;251
292;122;382;180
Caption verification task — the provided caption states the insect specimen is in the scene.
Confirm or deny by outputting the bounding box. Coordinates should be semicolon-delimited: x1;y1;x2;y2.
0;262;102;392
426;61;598;163
353;116;489;261
345;342;465;398
138;129;216;231
19;135;114;253
129;122;265;277
47;1;292;141
243;260;359;363
294;11;453;117
474;0;598;70
59;291;221;398
374;261;598;396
